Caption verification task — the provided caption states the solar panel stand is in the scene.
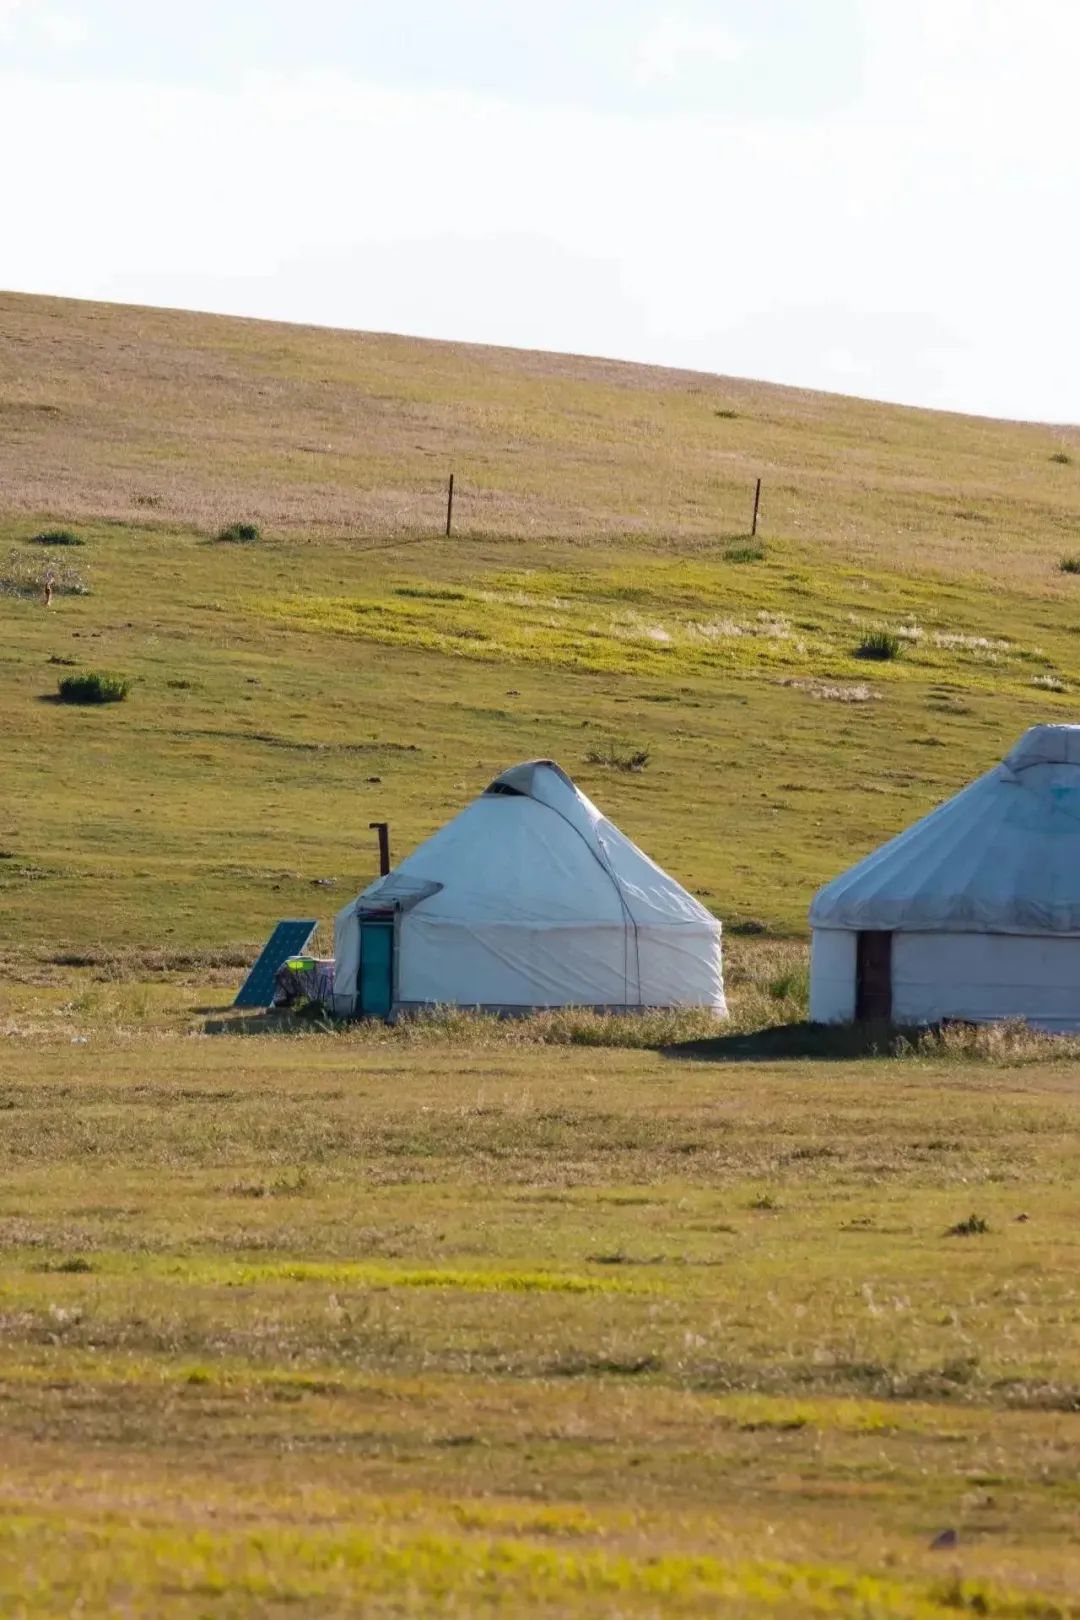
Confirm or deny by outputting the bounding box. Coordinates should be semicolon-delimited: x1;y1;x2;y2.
233;919;319;1008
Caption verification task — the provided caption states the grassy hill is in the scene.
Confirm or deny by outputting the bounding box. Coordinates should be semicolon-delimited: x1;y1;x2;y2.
3;292;1080;1616
3;289;1080;960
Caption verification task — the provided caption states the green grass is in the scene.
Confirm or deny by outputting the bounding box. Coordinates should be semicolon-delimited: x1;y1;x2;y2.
856;629;903;661
215;520;261;543
3;516;1076;951
3;290;1080;1614
0;1026;1077;1614
2;291;1079;952
31;526;84;546
56;669;130;704
3;1509;1073;1617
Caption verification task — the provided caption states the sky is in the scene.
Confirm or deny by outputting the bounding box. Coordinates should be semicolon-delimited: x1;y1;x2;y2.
1;0;1078;422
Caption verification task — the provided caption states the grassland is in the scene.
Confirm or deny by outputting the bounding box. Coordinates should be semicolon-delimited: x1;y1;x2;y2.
0;1010;1078;1615
2;290;1080;1613
5;290;1080;950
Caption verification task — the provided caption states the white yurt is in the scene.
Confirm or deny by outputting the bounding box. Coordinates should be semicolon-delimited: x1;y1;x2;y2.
333;759;725;1019
810;724;1080;1029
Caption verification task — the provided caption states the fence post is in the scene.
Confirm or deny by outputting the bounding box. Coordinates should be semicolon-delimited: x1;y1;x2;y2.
446;473;454;538
751;477;762;537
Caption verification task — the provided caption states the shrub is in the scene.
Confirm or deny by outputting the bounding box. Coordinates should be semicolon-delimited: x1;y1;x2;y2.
946;1213;989;1237
1049;451;1072;465
584;741;651;772
216;521;261;543
57;670;131;705
714;408;739;420
1059;556;1080;574
31;528;83;546
855;630;901;661
725;543;765;563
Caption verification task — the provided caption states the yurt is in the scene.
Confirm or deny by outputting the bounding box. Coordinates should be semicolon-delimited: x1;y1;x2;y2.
810;724;1080;1029
333;760;725;1019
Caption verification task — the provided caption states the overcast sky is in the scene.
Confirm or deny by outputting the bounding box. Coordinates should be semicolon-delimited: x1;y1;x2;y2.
2;0;1077;421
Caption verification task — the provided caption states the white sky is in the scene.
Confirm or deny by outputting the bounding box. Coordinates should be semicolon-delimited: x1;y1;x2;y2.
2;0;1078;421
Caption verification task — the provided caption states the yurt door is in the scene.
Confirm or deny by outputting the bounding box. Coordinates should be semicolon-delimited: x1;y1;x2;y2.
856;931;892;1021
358;922;394;1019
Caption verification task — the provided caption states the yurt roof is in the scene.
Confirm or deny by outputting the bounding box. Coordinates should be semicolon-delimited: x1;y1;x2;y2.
810;724;1080;935
339;760;717;931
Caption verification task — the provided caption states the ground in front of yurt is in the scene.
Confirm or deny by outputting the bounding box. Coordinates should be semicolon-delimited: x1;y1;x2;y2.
2;981;1077;1618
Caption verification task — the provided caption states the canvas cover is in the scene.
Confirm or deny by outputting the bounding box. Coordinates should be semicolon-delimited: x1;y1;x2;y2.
810;927;1080;1030
810;725;1080;935
334;760;724;1013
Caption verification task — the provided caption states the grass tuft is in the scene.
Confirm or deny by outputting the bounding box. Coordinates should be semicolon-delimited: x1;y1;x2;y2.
57;670;130;705
215;521;261;543
724;543;765;563
369;1004;724;1049
899;1016;1080;1064
395;585;469;602
946;1213;990;1237
855;630;902;661
31;528;83;546
766;963;810;1005
583;741;651;772
1059;555;1080;574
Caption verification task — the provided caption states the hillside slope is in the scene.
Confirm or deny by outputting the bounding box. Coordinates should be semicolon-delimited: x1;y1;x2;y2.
2;290;1079;960
3;290;1078;579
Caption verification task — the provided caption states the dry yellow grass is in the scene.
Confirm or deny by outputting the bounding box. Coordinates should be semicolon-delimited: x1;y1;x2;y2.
3;290;1078;585
0;1020;1077;1615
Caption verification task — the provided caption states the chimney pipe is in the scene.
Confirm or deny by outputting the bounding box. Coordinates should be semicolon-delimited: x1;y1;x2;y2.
369;821;390;876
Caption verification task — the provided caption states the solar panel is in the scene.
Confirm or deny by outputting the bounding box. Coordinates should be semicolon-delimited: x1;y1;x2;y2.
233;920;317;1008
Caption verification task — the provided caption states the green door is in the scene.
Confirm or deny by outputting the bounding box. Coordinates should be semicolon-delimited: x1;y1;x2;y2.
358;922;394;1019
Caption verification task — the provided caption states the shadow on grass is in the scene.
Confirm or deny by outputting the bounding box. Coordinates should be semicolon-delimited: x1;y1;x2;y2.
663;1020;910;1064
203;1006;334;1036
36;694;125;708
202;1012;920;1057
